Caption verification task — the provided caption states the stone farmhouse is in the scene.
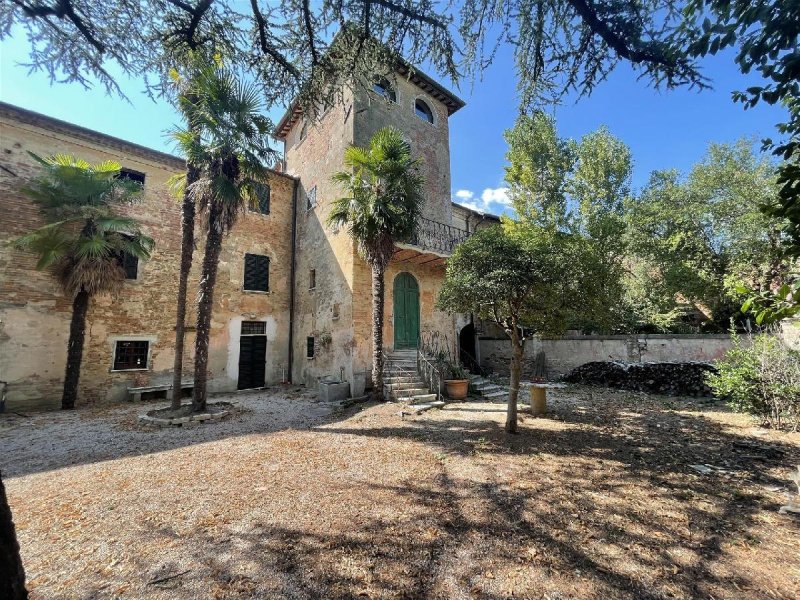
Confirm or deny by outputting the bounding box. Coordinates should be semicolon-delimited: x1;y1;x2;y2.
0;69;500;411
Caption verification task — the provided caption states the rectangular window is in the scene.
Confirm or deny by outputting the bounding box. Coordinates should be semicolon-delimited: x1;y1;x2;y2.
332;303;340;321
250;185;270;215
306;336;315;359
113;340;149;371
243;253;270;292
306;186;317;211
241;321;267;335
117;251;139;279
309;268;316;290
118;168;146;186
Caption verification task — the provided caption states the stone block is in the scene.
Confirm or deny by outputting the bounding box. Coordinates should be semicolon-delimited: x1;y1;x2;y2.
319;380;350;402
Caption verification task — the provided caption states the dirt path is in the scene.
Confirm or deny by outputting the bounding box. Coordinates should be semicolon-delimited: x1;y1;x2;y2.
2;387;799;599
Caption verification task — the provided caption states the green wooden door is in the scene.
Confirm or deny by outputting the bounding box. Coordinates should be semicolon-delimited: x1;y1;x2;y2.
393;273;420;349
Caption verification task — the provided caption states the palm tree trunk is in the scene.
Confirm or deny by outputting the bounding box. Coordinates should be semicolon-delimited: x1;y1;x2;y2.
506;324;522;434
192;203;224;413
61;288;90;410
0;472;27;599
371;262;386;401
171;163;199;410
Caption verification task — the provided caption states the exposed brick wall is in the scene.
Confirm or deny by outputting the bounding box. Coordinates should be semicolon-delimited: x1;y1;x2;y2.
0;110;295;410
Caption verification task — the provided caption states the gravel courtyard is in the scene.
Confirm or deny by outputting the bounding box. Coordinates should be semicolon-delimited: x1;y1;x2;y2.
2;386;799;599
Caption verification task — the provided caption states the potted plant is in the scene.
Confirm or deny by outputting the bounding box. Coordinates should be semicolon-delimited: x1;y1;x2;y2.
444;363;470;400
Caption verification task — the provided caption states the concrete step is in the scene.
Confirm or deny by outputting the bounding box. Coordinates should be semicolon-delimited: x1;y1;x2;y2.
384;375;420;383
411;400;445;414
398;393;438;404
389;387;430;399
386;381;427;391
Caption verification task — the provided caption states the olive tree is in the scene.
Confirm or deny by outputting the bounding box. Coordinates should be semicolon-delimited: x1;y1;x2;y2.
437;224;578;433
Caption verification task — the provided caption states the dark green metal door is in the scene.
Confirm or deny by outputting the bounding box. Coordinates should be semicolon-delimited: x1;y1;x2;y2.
393;273;419;349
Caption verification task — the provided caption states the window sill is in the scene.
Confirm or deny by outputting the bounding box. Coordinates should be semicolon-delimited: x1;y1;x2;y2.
242;289;271;295
110;368;149;373
306;356;315;360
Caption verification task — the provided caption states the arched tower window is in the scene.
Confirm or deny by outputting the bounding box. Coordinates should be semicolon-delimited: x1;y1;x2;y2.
414;99;434;124
373;78;397;103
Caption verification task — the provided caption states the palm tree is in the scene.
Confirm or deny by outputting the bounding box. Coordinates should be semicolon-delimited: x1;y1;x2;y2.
328;127;425;401
171;66;274;412
14;154;154;409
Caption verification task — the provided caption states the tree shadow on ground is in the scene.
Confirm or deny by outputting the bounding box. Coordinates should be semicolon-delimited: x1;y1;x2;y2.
0;389;363;478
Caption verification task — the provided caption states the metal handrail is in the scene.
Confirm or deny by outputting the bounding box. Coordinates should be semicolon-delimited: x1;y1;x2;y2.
416;348;443;402
459;348;486;376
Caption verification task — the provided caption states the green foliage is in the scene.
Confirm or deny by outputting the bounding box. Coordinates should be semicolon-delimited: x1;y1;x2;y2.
503;113;632;333
13;154;154;297
626;140;787;331
741;277;800;326
170;59;274;233
328;127;425;270
707;333;800;430
437;224;578;336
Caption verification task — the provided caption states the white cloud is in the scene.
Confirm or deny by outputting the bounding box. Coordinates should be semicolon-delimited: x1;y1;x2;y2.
452;186;513;216
480;187;510;206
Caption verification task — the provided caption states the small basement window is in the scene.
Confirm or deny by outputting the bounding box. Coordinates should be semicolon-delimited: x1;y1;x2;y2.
306;336;315;359
414;99;434;124
309;268;316;290
113;340;149;371
243;253;270;292
118;168;146;186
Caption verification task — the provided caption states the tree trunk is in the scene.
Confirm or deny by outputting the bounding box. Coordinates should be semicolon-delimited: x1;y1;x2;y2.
192;203;224;413
371;262;386;401
61;289;90;410
171;163;199;409
506;325;523;434
0;472;27;599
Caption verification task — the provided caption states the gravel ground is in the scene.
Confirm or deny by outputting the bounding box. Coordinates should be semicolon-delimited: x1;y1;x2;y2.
2;385;799;599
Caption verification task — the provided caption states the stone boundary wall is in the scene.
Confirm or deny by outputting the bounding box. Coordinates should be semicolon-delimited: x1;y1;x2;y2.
478;334;735;379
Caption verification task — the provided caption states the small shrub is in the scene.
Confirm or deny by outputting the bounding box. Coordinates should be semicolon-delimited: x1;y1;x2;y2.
707;333;800;430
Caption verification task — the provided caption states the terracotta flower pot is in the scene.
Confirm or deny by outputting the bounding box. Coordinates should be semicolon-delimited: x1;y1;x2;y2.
445;379;469;400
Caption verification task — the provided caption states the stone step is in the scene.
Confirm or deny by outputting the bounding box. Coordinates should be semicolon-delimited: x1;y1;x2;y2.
398;393;438;404
484;390;508;399
411;400;445;414
475;382;500;391
384;375;420;383
389;387;430;399
386;381;427;391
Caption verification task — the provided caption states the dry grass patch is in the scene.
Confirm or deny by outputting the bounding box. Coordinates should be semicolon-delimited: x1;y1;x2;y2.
2;386;799;599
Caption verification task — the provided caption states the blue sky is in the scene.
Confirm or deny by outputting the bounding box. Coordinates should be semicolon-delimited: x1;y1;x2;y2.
1;29;788;217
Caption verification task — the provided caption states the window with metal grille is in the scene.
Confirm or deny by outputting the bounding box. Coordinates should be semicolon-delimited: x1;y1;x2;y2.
306;186;317;211
113;340;149;370
309;269;316;290
306;336;315;359
241;321;266;335
243;254;270;292
250;185;270;214
118;168;145;186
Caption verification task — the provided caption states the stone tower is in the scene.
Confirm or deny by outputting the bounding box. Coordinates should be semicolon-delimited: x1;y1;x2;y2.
275;68;466;393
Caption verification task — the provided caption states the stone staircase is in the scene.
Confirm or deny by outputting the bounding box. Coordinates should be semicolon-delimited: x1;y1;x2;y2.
383;350;444;414
468;373;509;402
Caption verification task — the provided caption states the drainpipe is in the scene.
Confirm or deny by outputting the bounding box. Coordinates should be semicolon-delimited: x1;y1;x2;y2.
287;177;299;383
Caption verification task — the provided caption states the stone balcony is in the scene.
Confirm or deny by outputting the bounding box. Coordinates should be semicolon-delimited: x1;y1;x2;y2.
393;217;470;268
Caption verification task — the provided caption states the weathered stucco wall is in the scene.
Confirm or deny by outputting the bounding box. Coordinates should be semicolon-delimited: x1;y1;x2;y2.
479;334;736;379
0;106;295;410
283;89;359;391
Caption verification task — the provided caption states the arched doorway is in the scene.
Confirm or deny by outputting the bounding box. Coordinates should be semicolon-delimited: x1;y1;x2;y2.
393;272;420;349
